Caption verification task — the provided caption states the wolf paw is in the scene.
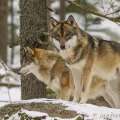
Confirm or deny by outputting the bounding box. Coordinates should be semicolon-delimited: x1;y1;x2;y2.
80;98;87;104
73;96;80;103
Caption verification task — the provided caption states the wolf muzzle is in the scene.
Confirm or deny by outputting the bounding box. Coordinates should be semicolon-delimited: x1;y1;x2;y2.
60;45;65;50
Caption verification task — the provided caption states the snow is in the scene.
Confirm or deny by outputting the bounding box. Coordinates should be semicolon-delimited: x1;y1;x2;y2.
101;19;120;35
0;86;21;107
2;98;120;120
8;109;49;120
0;64;21;107
7;109;54;120
23;109;48;118
0;45;21;107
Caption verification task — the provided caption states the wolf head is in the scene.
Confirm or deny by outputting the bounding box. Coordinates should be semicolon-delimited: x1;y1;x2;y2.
18;46;39;76
50;15;80;51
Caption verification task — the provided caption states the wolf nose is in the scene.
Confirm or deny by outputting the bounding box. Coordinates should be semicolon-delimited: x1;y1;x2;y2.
60;45;65;50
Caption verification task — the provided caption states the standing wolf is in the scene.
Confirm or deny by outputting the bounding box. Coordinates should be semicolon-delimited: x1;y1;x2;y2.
18;46;74;100
50;15;120;108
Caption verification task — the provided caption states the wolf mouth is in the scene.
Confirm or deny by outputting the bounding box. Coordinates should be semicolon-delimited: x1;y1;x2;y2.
18;70;29;76
22;71;29;76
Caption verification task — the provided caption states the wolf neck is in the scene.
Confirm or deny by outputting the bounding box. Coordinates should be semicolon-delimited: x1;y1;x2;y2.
60;38;87;64
59;33;95;65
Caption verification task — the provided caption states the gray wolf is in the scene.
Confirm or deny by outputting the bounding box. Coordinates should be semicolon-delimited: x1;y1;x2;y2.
18;46;74;101
50;15;120;108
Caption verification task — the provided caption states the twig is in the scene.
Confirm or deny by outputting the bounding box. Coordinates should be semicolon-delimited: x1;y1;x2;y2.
0;100;11;103
7;40;26;48
47;7;55;12
106;9;120;15
0;82;20;88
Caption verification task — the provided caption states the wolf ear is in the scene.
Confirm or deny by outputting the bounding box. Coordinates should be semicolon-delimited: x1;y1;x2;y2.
50;17;59;30
24;46;34;55
66;15;77;26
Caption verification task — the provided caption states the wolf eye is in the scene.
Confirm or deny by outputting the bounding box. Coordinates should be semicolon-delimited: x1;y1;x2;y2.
66;33;71;39
55;34;60;40
56;34;60;37
66;33;70;37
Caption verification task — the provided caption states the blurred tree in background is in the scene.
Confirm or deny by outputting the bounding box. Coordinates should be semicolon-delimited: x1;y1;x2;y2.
59;0;66;21
0;0;8;64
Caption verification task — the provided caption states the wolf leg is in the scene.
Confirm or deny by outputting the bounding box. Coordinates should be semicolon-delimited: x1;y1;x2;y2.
102;84;116;108
105;84;120;108
70;68;81;102
103;93;115;108
80;58;93;104
80;70;93;103
60;86;71;100
56;94;60;99
60;74;71;100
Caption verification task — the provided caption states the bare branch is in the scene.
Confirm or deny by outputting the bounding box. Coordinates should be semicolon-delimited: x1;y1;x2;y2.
64;0;120;24
0;100;11;102
0;82;20;88
47;7;55;12
106;9;120;16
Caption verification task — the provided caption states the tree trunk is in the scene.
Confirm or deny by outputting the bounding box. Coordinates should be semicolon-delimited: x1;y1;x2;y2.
19;0;48;100
59;0;66;21
0;0;8;64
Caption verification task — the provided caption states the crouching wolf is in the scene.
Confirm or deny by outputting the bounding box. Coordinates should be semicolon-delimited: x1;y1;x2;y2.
18;46;74;100
50;15;120;108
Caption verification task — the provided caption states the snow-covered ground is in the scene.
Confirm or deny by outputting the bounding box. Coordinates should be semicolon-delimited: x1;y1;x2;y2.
3;98;120;120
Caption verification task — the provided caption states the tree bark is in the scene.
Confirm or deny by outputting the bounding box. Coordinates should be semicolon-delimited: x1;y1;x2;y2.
19;0;48;100
0;0;8;64
60;0;66;21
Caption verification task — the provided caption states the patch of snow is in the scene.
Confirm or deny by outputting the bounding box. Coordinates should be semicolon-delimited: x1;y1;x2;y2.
0;87;21;107
7;109;57;120
5;98;120;120
101;19;120;35
23;109;48;118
